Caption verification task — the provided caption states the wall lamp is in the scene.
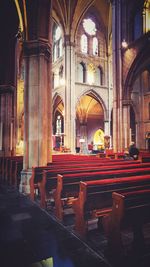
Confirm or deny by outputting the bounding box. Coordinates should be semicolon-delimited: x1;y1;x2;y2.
121;39;128;49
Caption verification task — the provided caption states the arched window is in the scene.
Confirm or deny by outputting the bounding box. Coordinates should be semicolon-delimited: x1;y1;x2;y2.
81;34;88;53
93;37;98;56
80;18;99;55
53;25;62;61
59;65;64;86
95;66;103;85
83;18;96;35
56;115;62;135
77;63;86;83
143;0;150;33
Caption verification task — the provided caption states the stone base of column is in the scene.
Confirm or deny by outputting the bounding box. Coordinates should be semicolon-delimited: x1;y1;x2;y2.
19;169;32;194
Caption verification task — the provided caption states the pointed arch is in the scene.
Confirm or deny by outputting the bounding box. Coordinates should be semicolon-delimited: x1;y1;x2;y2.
76;89;107;120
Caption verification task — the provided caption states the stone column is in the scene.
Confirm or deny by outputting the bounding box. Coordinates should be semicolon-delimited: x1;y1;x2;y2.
123;104;130;149
64;36;76;153
20;40;51;193
112;0;123;152
104;120;109;136
0;86;16;156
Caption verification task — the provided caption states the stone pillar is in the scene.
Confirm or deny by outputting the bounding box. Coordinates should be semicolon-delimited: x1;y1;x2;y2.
112;0;123;152
123;104;130;149
0;86;16;156
104;120;109;136
64;36;76;152
20;40;51;193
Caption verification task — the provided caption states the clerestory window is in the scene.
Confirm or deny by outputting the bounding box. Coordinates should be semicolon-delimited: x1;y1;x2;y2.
80;18;99;56
53;25;62;61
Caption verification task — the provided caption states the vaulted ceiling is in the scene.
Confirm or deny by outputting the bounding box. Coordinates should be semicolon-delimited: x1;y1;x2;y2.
76;94;104;122
52;0;112;41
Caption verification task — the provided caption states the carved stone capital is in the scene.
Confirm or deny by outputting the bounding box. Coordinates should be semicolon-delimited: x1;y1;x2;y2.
0;85;15;94
64;35;75;47
23;39;51;60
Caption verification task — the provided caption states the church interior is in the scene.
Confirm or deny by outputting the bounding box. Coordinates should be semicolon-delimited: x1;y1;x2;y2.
0;0;150;266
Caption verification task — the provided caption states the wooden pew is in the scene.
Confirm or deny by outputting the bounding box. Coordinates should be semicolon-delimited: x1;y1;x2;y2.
30;159;143;206
52;164;150;221
11;160;23;186
30;159;141;187
72;174;150;237
106;189;150;255
2;156;23;183
8;157;23;185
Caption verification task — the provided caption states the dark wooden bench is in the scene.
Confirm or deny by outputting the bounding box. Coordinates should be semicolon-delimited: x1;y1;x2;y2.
72;174;150;237
105;189;150;254
11;160;23;186
8;158;23;185
30;159;142;203
52;164;150;221
30;159;143;207
2;156;23;183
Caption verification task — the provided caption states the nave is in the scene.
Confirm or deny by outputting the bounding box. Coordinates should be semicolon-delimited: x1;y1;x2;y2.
1;153;150;267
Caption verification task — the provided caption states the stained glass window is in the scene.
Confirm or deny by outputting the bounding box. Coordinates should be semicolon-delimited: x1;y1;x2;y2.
81;34;88;53
53;25;62;61
83;18;96;36
144;0;150;33
93;37;98;55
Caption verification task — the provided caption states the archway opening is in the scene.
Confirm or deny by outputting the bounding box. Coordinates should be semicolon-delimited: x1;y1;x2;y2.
53;96;64;151
76;94;104;153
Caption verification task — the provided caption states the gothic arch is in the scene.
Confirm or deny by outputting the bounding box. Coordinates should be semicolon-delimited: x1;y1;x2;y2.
52;94;64;116
52;94;64;136
76;89;107;120
124;39;150;99
73;3;110;44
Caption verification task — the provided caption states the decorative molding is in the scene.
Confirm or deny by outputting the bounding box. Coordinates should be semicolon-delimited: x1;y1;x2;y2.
64;35;75;47
0;85;15;94
122;99;132;106
23;40;51;60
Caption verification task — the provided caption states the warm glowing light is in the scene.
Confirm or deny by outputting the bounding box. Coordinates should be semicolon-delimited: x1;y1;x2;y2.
93;129;104;146
55;26;61;41
122;39;128;48
87;63;95;85
60;78;65;86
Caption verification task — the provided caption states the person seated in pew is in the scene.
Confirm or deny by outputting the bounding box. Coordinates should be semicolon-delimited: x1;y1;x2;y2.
129;142;139;160
123;150;133;160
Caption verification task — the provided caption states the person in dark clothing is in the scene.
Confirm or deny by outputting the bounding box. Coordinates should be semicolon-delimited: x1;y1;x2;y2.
129;142;139;160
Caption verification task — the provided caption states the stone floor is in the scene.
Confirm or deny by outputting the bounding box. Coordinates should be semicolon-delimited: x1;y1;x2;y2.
0;185;110;267
1;185;150;267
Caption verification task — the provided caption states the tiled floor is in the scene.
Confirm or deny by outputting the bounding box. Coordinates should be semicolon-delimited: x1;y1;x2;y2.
0;185;110;267
1;185;150;267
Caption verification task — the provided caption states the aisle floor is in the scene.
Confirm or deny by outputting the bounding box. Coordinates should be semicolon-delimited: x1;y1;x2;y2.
1;185;150;267
0;185;110;267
